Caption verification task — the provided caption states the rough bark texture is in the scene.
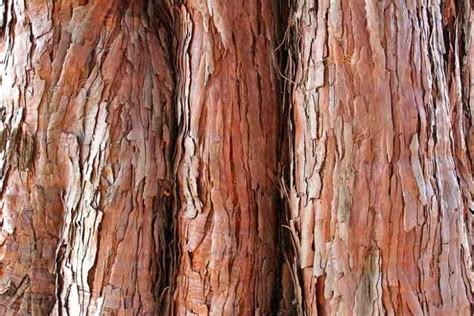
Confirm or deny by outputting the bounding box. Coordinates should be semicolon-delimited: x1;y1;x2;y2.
0;1;174;314
171;1;280;314
281;0;473;314
0;0;471;315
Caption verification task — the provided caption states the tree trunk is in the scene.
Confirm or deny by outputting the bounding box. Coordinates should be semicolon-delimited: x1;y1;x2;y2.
171;1;280;314
0;0;471;315
281;0;473;314
0;1;174;314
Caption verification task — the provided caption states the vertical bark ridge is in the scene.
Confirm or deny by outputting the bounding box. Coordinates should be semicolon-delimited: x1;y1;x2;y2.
0;0;63;313
171;1;281;314
281;0;473;314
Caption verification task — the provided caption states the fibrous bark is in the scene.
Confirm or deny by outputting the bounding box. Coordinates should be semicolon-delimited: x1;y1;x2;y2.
0;1;174;314
0;0;471;315
281;0;473;314
171;1;281;314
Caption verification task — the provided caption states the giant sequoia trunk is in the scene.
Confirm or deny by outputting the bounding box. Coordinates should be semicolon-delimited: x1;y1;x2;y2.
0;0;471;315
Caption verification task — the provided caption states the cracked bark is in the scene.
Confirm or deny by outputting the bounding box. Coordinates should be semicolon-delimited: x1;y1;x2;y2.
0;0;471;315
170;1;280;314
0;1;175;314
281;0;473;314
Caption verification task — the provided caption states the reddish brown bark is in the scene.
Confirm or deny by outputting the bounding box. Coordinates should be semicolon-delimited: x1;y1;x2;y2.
0;0;471;315
281;0;473;314
0;1;174;314
170;1;280;314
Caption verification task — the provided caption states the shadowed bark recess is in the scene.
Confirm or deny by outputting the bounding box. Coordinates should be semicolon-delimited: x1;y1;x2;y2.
280;0;473;314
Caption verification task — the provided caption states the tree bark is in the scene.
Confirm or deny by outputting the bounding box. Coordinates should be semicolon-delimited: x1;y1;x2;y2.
0;0;471;315
0;1;174;314
281;0;473;314
171;1;280;314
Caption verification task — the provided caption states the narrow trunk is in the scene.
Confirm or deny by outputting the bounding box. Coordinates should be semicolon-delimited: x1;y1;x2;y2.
171;1;281;314
281;0;473;314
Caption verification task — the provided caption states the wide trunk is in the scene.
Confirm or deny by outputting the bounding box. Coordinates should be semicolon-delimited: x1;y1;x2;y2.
0;1;174;314
280;0;473;314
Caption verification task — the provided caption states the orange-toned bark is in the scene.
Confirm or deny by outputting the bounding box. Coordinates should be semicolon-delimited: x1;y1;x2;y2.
0;1;174;314
170;1;281;314
0;0;471;315
281;0;473;314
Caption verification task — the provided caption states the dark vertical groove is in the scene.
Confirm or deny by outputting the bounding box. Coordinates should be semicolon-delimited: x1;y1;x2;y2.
271;0;291;314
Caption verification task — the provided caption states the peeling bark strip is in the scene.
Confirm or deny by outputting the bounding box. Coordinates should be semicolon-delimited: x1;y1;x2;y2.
171;1;281;314
281;0;473;314
0;1;174;314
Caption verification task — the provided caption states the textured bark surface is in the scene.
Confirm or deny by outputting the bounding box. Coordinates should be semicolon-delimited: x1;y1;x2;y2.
0;0;471;315
171;1;280;314
281;0;473;314
0;1;174;314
